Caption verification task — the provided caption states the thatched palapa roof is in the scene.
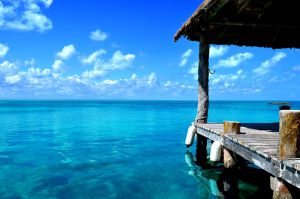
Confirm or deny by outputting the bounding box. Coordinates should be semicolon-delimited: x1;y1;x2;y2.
174;0;300;49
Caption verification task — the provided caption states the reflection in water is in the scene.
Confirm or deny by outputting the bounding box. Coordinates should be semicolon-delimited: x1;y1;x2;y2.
185;151;223;198
185;150;275;198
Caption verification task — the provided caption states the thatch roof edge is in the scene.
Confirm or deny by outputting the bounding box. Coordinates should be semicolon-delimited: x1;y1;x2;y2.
174;0;217;42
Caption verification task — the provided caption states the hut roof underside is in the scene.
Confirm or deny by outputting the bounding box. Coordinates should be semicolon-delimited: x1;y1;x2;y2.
174;0;300;49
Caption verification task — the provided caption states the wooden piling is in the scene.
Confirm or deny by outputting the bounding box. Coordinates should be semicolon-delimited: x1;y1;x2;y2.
270;177;293;199
196;34;209;123
278;110;300;160
272;110;300;198
224;121;241;135
195;34;209;166
223;121;240;168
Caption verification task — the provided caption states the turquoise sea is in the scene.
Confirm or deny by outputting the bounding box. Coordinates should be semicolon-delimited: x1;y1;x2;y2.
0;100;299;199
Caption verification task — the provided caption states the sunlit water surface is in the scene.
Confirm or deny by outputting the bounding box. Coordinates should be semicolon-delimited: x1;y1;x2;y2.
0;100;299;199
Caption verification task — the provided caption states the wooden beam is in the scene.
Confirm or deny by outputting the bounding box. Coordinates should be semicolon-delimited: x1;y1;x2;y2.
210;22;300;30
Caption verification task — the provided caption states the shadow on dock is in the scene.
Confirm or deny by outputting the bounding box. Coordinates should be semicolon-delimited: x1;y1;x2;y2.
241;122;279;132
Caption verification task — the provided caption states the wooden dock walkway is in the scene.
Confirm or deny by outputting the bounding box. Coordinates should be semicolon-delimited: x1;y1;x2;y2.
195;122;300;189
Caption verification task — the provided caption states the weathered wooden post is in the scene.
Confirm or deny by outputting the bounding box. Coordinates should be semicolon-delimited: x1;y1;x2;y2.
195;34;209;166
271;110;300;199
220;121;241;196
224;121;241;135
223;121;240;168
278;110;300;160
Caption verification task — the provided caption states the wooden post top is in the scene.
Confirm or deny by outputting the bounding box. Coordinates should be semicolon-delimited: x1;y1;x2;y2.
223;121;241;135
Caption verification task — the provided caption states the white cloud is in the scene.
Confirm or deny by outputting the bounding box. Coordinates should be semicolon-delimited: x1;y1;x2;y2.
210;46;228;58
179;49;192;67
188;62;198;80
160;80;195;95
213;52;253;68
164;81;172;87
5;74;21;84
0;58;195;98
24;58;35;67
0;43;9;58
0;60;18;74
81;49;106;65
52;59;64;72
253;52;286;76
242;87;262;94
40;0;53;8
131;73;137;80
82;69;106;79
81;50;134;70
211;69;246;86
102;79;118;85
108;50;135;70
147;73;157;87
56;45;76;60
188;62;198;74
0;0;53;32
26;67;52;77
80;50;135;80
90;29;108;41
292;65;300;71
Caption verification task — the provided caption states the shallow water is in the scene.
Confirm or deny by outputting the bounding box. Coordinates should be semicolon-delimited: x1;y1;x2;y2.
0;100;299;199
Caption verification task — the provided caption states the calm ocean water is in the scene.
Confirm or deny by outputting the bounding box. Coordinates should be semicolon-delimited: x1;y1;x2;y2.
0;100;299;199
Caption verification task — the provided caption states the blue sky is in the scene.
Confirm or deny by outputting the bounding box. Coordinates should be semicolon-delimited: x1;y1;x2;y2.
0;0;299;100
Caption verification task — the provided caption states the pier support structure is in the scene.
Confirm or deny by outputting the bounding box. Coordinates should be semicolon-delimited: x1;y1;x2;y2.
223;121;240;168
195;35;209;166
272;110;300;199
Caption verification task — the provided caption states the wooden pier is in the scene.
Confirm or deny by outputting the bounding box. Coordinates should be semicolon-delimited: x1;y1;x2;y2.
195;122;300;190
174;0;300;197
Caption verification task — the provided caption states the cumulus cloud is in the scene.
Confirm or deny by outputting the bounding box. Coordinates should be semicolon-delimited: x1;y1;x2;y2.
81;49;106;65
0;0;53;32
253;52;286;76
82;68;106;79
0;60;18;74
179;49;192;67
211;69;246;86
102;79;118;85
56;45;76;60
41;0;53;8
188;61;198;80
52;59;64;72
0;43;197;99
0;56;195;98
213;52;253;68
5;74;21;84
210;46;228;58
90;29;108;41
108;50;135;70
0;43;9;58
209;70;254;93
81;50;135;80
